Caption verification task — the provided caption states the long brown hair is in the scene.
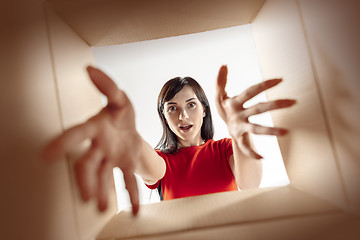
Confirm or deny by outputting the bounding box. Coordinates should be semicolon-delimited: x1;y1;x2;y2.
156;77;214;153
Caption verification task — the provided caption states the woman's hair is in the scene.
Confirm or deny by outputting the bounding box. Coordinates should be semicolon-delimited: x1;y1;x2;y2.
155;77;214;153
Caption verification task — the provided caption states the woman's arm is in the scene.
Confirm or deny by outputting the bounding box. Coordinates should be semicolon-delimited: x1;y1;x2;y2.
229;135;262;189
42;67;165;214
216;65;295;189
134;133;166;185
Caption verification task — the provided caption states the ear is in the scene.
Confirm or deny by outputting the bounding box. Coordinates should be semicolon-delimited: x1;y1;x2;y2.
203;111;206;118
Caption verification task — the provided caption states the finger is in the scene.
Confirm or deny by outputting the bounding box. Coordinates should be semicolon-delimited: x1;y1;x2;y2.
243;99;296;117
235;78;282;104
245;123;288;136
216;65;229;102
236;133;262;159
96;159;113;212
74;144;103;201
42;121;97;162
123;171;140;216
87;66;130;108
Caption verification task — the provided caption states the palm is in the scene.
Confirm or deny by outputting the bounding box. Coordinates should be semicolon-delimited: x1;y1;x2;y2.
216;65;296;159
220;97;247;138
91;102;136;162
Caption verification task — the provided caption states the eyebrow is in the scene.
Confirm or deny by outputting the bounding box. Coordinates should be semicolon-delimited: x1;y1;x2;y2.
166;97;197;105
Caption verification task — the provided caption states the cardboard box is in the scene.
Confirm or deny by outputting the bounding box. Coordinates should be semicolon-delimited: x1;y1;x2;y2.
1;0;359;239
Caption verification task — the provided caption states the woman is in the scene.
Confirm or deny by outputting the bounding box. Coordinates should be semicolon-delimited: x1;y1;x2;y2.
42;65;295;215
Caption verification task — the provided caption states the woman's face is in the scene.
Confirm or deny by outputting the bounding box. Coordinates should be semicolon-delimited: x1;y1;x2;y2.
163;86;205;146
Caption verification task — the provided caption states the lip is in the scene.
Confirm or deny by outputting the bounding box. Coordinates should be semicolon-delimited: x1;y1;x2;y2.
179;124;193;132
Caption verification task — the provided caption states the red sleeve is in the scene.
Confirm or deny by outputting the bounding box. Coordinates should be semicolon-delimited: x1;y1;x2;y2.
144;149;167;190
218;138;233;163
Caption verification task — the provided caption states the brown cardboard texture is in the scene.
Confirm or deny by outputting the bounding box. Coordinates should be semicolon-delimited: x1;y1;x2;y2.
1;0;359;239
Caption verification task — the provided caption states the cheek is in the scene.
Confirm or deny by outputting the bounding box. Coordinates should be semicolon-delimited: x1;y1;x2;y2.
164;114;177;128
189;108;204;121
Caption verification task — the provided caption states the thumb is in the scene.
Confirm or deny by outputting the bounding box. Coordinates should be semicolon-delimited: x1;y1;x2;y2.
87;66;129;108
216;65;228;101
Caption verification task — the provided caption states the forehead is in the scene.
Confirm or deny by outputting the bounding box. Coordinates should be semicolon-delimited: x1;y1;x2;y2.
166;86;198;103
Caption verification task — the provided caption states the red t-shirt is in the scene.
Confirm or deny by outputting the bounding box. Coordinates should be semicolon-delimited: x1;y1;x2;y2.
146;138;238;200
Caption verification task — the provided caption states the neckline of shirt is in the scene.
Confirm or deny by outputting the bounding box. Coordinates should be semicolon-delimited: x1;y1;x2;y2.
177;139;212;151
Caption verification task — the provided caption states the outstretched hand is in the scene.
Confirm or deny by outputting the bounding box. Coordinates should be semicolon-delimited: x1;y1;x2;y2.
42;67;139;215
216;65;296;159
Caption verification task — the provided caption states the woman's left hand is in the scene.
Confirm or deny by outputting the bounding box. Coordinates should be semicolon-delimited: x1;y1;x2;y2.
215;65;296;159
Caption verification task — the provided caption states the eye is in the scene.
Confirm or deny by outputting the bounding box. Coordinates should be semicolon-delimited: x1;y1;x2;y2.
167;106;177;112
188;102;196;108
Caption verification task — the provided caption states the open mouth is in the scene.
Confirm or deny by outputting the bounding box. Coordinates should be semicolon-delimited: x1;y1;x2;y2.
179;124;193;131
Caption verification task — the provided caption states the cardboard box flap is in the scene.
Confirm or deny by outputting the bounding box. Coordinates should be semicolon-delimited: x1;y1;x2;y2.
128;212;360;240
97;185;340;240
252;0;360;214
49;0;266;47
298;0;360;214
252;0;349;211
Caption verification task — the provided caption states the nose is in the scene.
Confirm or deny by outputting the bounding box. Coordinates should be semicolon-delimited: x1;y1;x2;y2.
179;109;189;121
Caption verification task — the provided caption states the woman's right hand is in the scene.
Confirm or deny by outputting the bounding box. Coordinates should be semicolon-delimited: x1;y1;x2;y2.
42;67;139;215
